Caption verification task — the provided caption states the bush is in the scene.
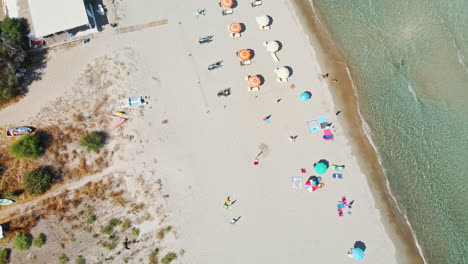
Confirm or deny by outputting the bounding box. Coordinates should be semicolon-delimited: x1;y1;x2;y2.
8;134;44;159
101;242;116;250
131;228;139;237
23;167;54;194
121;219;131;231
58;253;69;264
161;252;177;264
32;233;46;248
87;215;97;224
0;248;9;264
108;218;121;227
13;233;32;251
79;132;106;152
100;225;113;235
75;255;85;264
148;248;160;264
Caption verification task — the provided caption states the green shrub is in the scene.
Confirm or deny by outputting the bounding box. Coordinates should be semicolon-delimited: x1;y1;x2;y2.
79;132;106;152
101;242;116;250
23;167;54;194
121;219;131;231
131;228;139;237
13;233;32;251
161;252;177;264
87;215;97;224
32;233;46;248
100;225;113;235
0;17;26;45
8;134;44;159
108;218;121;228
108;233;118;242
58;253;69;264
0;248;9;264
148;248;160;264
75;255;85;264
83;226;92;233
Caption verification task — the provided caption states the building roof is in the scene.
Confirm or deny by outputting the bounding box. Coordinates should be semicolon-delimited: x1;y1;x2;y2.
28;0;90;37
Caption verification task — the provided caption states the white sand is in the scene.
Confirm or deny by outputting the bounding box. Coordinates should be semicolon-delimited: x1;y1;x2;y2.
0;0;400;263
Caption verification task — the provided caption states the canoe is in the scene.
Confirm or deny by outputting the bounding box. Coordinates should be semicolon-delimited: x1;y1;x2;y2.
0;199;14;205
6;127;33;137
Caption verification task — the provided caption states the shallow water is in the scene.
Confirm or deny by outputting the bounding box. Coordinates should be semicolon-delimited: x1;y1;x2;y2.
311;0;468;263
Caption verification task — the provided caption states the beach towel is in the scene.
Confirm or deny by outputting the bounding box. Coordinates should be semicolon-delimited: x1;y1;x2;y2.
338;208;344;216
292;177;303;188
307;120;320;133
323;129;334;141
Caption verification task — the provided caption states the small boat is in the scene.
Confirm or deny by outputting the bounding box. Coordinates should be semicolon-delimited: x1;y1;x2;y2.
0;199;14;205
6;127;33;137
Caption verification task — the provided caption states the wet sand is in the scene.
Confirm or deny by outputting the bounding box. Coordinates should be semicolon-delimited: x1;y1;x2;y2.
291;0;425;263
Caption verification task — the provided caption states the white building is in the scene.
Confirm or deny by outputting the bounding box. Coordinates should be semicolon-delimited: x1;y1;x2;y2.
27;0;95;37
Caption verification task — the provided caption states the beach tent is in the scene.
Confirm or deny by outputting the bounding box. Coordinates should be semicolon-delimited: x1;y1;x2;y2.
248;75;261;87
315;161;328;174
300;91;312;101
265;41;279;53
228;23;241;33
351;248;365;260
238;49;252;61
256;15;270;27
221;0;234;8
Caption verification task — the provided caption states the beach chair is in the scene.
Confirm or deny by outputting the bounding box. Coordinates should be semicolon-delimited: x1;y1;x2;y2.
332;165;345;171
292;176;303;188
240;60;252;66
248;86;260;91
271;52;280;62
251;0;262;7
222;9;233;16
332;173;343;179
230;32;241;38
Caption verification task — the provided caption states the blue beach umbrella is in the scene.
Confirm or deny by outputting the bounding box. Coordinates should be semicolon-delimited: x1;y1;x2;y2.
314;162;328;174
352;248;365;260
300;91;312;101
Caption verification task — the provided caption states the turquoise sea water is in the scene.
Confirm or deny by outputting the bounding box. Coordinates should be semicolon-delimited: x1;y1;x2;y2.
311;0;468;263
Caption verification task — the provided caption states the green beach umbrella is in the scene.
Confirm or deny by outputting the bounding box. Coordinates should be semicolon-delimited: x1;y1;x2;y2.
315;161;328;174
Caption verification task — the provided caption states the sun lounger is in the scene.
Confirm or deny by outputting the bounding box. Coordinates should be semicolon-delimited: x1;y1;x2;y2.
323;129;334;141
230;32;241;38
270;52;280;62
332;165;345;171
248;86;260;91
251;0;262;7
259;25;271;30
292;176;303;188
276;77;288;83
332;173;343;179
240;60;252;66
222;9;233;15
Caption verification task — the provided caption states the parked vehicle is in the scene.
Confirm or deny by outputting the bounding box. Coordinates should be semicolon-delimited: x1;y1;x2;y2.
6;127;34;137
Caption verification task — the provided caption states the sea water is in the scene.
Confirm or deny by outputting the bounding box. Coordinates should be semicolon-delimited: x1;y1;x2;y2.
311;0;468;263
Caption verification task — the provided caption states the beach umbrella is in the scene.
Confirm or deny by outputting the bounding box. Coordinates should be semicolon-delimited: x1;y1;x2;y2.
304;180;314;192
229;23;241;33
238;49;252;61
300;91;312;101
256;15;270;27
221;0;234;8
275;67;289;79
314;162;328;174
248;75;261;87
352;248;365;260
265;41;279;53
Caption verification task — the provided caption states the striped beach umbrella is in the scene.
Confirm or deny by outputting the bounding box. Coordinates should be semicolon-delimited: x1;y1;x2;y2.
229;23;241;33
238;49;252;61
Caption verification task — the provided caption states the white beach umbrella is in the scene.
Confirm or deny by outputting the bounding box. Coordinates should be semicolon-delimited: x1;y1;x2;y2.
275;67;290;79
256;15;270;27
265;41;280;53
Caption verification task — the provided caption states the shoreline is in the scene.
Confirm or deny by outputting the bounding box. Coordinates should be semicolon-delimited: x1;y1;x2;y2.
290;0;425;263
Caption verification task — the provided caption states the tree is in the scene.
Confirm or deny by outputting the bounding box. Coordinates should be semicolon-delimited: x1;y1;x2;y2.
0;17;26;45
79;132;106;152
13;233;32;251
23;167;55;194
0;43;24;99
8;134;44;159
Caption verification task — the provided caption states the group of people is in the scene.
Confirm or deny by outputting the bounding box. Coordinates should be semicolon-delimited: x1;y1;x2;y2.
223;196;241;224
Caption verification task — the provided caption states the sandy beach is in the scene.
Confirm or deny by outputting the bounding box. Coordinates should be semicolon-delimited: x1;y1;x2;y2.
0;0;424;263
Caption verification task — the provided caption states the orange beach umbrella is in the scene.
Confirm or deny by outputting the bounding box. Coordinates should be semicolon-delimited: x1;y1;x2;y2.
248;75;261;87
229;23;241;33
221;0;234;8
238;49;252;61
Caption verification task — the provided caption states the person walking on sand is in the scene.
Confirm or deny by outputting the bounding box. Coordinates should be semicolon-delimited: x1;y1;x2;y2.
322;73;329;79
289;135;298;143
224;196;231;208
